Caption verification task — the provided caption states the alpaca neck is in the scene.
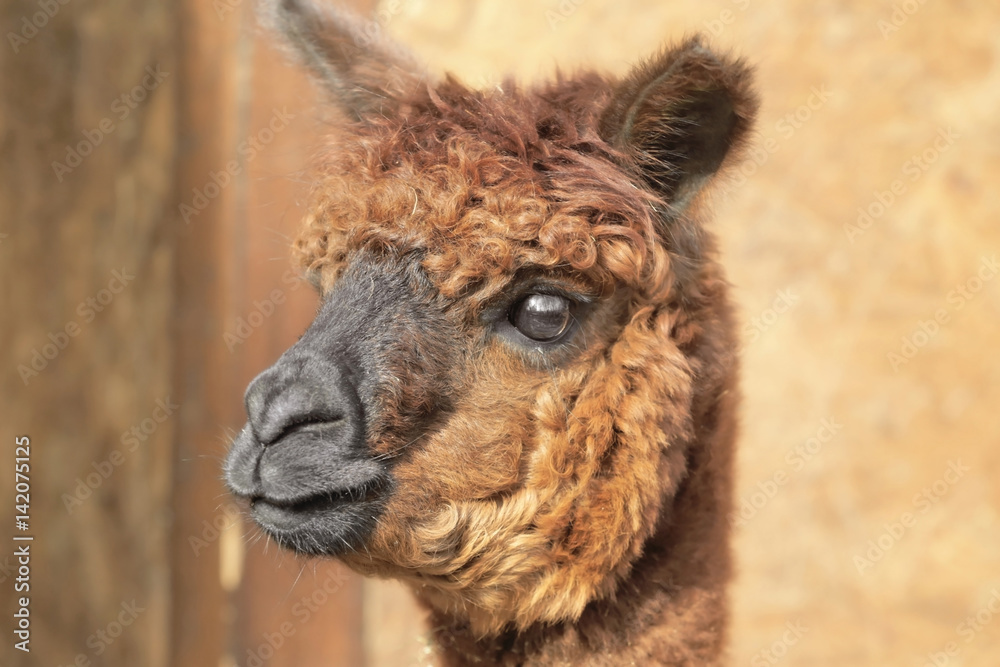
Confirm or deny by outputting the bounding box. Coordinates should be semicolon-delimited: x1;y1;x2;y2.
424;436;734;666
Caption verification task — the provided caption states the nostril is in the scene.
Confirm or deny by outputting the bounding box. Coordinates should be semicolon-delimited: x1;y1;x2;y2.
266;411;345;446
255;399;346;446
224;423;264;497
244;367;283;434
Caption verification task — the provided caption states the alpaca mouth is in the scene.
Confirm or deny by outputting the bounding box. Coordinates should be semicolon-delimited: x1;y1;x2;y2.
247;477;388;548
225;408;390;555
252;483;379;522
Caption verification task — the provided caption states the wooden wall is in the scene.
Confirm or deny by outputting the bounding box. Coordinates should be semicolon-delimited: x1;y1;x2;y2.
1;0;176;665
2;0;420;665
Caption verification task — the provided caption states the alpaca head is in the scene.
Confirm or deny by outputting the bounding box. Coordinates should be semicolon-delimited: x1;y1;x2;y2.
225;0;755;636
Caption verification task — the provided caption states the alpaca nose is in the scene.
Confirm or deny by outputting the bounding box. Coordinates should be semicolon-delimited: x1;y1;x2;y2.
224;352;374;503
244;354;362;447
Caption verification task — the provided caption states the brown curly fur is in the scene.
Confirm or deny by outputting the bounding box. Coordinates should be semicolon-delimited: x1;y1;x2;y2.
260;1;756;664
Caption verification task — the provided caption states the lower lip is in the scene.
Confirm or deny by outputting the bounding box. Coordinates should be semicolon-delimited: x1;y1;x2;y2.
249;481;384;534
251;499;315;532
250;494;346;532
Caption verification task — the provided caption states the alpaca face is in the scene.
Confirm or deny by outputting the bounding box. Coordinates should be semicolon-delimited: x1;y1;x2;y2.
225;0;755;635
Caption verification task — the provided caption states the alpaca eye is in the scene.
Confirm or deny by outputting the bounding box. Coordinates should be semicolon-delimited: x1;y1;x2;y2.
510;294;572;342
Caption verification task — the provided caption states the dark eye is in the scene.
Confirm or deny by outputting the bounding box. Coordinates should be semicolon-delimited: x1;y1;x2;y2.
510;294;572;342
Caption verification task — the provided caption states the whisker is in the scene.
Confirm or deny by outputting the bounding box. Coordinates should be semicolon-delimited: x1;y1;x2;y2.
373;432;427;461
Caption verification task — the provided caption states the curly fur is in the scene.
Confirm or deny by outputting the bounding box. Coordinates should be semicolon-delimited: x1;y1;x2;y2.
246;2;757;664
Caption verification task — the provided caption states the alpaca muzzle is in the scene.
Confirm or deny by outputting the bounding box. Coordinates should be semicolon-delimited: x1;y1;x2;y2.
224;348;388;550
223;253;454;554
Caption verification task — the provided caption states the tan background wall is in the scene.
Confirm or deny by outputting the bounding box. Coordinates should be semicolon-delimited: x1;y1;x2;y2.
1;1;997;666
377;1;1000;665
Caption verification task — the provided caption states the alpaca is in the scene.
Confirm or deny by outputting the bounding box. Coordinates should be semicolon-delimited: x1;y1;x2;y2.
224;1;757;664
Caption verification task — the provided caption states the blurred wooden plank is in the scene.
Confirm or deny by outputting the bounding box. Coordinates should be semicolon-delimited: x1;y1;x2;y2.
171;0;247;665
0;1;176;666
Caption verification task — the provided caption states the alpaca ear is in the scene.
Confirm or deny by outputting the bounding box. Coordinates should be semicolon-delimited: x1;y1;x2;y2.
259;0;426;120
598;38;757;212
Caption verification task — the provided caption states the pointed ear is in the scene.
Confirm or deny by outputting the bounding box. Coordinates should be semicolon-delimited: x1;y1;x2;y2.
598;37;757;211
258;0;427;120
